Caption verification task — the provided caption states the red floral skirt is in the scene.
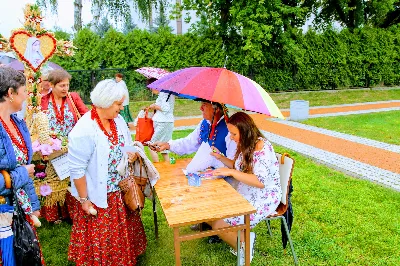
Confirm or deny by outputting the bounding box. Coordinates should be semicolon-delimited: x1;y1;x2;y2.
68;191;147;266
40;199;70;223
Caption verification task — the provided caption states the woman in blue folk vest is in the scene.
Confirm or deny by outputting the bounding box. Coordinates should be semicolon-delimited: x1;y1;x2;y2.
153;100;236;159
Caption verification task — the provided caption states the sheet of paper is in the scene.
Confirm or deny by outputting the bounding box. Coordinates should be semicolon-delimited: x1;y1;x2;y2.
51;154;70;180
120;145;138;154
186;142;224;173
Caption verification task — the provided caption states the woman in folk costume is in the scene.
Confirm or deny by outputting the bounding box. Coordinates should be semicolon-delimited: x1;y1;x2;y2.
0;67;45;265
68;79;147;265
40;69;88;223
24;37;44;68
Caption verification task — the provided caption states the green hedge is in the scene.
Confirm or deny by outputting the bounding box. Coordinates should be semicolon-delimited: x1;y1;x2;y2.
52;26;400;99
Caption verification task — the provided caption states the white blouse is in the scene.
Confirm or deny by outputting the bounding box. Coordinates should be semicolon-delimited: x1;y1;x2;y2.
168;118;237;159
68;112;133;208
152;92;175;123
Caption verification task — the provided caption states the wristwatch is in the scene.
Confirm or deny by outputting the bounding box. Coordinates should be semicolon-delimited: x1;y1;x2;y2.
79;196;89;204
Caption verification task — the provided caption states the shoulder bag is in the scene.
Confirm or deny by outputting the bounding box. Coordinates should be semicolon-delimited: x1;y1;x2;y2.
118;156;149;213
67;92;82;120
12;191;42;266
134;108;154;144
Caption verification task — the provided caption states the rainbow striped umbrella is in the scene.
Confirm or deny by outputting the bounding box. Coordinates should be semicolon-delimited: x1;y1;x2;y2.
147;67;284;119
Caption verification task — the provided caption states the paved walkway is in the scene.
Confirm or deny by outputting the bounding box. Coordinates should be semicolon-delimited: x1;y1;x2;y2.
171;101;400;191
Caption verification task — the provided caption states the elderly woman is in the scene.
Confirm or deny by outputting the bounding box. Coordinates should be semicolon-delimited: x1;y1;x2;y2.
0;67;44;265
68;79;147;265
211;112;282;265
40;69;88;223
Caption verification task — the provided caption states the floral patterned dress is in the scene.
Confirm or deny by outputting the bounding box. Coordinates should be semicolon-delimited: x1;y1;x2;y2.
41;100;76;222
224;137;282;228
47;101;75;136
68;131;147;266
12;137;33;215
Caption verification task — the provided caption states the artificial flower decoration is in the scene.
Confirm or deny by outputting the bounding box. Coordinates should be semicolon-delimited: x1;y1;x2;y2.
39;184;52;196
35;172;47;179
32;137;62;155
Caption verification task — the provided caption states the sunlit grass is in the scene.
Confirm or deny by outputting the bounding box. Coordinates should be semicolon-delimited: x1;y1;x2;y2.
303;110;400;145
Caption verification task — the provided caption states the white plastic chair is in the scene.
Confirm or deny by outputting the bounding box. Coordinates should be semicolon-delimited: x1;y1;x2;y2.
265;153;298;265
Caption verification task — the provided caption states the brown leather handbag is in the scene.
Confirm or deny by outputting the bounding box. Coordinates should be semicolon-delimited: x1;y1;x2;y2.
118;156;148;212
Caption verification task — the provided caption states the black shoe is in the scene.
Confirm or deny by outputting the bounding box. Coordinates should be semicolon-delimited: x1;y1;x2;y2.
208;235;222;244
190;224;201;231
190;222;212;231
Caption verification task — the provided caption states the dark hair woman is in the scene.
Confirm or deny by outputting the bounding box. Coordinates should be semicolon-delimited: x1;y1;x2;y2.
0;67;44;265
40;69;88;223
210;111;282;265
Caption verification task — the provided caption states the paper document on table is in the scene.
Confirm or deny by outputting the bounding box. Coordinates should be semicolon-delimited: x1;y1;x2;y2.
186;142;224;173
51;154;70;180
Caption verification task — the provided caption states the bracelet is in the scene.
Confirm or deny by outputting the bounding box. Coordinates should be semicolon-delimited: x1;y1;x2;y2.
1;170;12;189
79;196;89;204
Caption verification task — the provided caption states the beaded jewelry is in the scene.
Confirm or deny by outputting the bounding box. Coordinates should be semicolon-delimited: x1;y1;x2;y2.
50;93;67;124
91;106;119;145
0;117;28;161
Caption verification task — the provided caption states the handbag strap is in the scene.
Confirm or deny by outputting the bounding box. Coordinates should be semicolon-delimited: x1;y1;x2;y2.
128;155;150;186
67;92;82;120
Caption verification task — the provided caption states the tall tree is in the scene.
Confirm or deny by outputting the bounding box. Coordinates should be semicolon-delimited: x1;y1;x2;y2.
313;0;399;29
36;0;154;31
179;0;310;64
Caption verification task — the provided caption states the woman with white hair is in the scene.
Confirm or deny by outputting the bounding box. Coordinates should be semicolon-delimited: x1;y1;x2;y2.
67;79;147;265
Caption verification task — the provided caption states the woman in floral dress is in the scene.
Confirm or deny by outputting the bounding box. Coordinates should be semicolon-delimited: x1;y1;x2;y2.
67;79;147;265
211;111;282;265
40;69;88;223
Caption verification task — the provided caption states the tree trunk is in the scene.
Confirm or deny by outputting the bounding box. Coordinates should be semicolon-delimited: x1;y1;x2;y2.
176;0;182;35
73;0;83;32
149;3;153;30
91;0;102;31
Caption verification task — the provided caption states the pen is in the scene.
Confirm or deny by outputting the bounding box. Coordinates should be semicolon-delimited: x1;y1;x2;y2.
212;149;224;157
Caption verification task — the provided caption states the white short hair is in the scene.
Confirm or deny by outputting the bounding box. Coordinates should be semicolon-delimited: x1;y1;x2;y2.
90;79;126;108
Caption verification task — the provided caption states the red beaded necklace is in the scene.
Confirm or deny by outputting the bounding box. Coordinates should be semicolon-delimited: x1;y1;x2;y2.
50;93;67;124
91;106;119;145
0;116;28;161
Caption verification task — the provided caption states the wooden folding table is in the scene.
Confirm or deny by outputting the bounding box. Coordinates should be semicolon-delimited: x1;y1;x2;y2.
154;159;256;266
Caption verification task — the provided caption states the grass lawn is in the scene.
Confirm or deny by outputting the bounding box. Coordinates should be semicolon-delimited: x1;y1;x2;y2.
302;110;400;145
129;89;400;119
37;130;400;265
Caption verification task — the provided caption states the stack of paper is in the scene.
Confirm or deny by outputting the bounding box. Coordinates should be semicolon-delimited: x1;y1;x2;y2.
186;142;224;173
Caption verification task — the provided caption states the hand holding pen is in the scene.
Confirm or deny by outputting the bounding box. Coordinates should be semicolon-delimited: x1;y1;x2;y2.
210;146;224;160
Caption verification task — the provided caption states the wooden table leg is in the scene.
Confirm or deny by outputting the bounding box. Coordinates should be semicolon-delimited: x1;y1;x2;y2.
174;227;181;266
152;188;158;239
244;214;251;266
237;230;241;266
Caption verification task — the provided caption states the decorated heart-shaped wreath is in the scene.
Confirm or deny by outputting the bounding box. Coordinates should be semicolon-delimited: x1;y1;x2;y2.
9;30;57;72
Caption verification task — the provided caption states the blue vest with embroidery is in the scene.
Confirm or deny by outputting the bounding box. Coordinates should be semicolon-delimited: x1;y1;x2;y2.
198;119;229;156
